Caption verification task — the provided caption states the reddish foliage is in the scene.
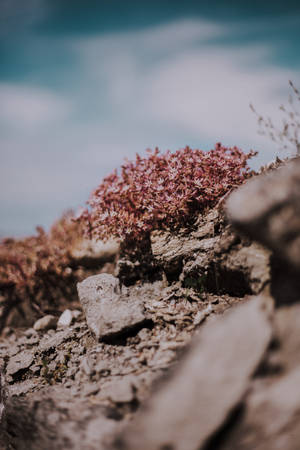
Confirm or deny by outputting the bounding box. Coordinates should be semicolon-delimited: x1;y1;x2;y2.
81;144;256;241
0;211;85;330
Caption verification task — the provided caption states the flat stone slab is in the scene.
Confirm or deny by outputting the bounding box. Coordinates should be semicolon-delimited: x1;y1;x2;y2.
6;350;34;379
77;274;146;340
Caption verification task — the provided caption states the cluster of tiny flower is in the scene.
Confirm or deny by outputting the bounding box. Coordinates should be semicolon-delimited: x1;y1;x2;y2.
0;211;85;329
80;143;256;241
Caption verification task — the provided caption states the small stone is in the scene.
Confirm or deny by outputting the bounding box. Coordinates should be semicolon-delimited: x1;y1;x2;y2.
193;304;213;325
6;350;34;378
2;327;13;337
30;364;42;375
72;310;81;320
77;274;146;340
0;369;5;421
24;328;37;338
81;356;95;377
83;384;100;397
33;315;57;332
57;309;73;328
66;366;77;379
38;328;73;353
102;377;135;403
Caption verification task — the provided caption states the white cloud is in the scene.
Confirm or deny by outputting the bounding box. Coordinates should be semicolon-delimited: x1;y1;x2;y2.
142;49;298;145
0;83;71;130
73;19;225;55
1;18;300;235
71;20;300;160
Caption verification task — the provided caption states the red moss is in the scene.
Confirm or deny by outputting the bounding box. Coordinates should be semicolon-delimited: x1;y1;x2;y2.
81;143;256;241
0;211;85;329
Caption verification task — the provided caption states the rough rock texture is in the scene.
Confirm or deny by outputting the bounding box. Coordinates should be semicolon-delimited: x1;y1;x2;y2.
1;157;300;449
77;274;147;340
118;296;272;450
70;238;119;268
227;156;300;270
0;369;5;422
214;303;300;450
3;387;124;450
6;351;35;382
151;207;271;297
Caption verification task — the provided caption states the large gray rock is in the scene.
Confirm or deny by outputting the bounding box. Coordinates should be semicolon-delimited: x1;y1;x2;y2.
118;296;272;450
220;367;300;450
77;274;147;340
272;304;300;373
220;242;271;294
150;209;219;273
1;387;123;450
218;301;300;450
226;157;300;270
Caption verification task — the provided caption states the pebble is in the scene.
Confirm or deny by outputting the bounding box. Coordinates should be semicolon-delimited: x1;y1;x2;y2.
57;309;73;328
33;315;58;332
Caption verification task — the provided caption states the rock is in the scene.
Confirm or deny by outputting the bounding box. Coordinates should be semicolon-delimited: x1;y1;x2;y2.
221;242;271;294
1;387;124;450
150;209;220;273
217;302;300;450
226;157;300;270
8;379;37;397
151;232;218;266
101;376;135;403
23;328;37;338
57;309;75;328
0;368;5;422
220;367;300;450
6;350;34;379
81;356;95;377
33;315;57;332
181;241;271;296
70;238;119;267
193;303;213;325
77;274;146;340
118;296;272;450
38;328;74;353
273;304;300;372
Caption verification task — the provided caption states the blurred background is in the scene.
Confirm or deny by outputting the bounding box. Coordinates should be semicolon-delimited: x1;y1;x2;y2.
1;0;300;236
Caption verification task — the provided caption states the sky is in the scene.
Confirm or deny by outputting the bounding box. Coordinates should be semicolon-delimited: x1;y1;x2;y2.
1;0;300;237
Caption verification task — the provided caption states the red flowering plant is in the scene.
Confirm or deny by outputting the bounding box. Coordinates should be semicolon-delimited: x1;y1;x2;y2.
80;143;256;243
0;211;89;331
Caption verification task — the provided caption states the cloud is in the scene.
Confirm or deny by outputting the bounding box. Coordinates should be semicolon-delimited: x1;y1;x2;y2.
0;83;71;130
142;48;298;145
71;21;300;159
1;18;300;235
74;18;226;56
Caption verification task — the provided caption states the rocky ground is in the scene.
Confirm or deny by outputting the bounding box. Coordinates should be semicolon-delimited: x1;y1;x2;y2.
0;156;300;449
